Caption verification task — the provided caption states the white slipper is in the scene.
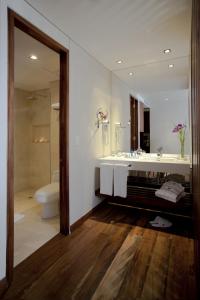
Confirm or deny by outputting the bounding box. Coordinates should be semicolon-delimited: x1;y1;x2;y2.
149;216;172;228
149;216;162;224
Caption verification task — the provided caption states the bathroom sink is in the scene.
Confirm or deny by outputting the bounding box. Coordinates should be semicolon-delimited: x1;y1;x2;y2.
139;156;176;161
160;157;177;161
97;153;191;175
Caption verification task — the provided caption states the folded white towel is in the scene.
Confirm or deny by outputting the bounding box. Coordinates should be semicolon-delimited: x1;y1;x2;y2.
155;181;185;203
100;163;114;196
163;181;184;194
155;190;185;203
114;164;129;198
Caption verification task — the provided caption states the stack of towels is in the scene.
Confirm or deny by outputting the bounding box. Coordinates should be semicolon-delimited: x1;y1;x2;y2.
155;181;185;203
100;163;129;198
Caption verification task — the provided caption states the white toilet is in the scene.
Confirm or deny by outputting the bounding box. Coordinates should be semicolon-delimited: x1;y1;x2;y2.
34;170;59;218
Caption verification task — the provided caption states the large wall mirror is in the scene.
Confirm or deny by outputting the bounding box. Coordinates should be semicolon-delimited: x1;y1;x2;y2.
110;1;191;157
111;57;190;157
128;67;190;155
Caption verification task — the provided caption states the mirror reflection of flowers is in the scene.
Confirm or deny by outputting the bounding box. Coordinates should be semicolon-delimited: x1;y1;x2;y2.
172;123;186;158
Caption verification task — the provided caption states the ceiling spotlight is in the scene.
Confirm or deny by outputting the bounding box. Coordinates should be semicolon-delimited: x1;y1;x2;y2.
168;64;174;68
129;72;133;76
116;60;123;64
29;54;38;60
163;49;171;54
164;98;169;101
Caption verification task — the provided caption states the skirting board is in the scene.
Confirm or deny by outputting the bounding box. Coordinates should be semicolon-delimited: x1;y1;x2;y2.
0;277;8;297
194;238;200;297
70;200;105;232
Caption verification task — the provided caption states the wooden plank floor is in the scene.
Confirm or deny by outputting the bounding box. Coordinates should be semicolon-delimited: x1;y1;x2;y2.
2;204;196;300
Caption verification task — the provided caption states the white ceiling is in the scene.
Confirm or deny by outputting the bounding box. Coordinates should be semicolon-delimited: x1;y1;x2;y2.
142;89;189;105
115;56;189;94
22;0;191;94
14;28;59;91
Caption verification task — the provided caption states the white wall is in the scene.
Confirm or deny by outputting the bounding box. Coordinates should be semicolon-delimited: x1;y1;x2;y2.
0;0;9;281
0;0;111;279
69;40;111;225
147;89;190;154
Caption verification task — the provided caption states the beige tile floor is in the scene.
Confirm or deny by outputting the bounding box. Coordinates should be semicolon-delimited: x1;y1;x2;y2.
14;189;59;266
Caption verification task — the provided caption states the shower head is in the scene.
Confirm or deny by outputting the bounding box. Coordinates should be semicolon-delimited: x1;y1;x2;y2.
26;96;36;100
51;102;60;110
26;93;48;101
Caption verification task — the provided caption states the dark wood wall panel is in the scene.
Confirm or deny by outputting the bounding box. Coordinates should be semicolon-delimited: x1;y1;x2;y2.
191;0;200;290
130;96;138;150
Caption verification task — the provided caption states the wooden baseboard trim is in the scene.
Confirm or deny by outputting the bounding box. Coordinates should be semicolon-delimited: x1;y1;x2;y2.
194;238;200;297
0;277;8;297
70;200;105;232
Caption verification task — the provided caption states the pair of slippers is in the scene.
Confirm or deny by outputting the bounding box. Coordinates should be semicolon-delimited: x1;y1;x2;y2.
149;216;172;228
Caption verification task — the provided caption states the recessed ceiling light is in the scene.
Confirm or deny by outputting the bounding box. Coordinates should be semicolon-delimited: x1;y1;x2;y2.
164;98;169;101
129;72;133;76
29;54;38;60
163;49;171;54
168;64;174;68
116;60;123;64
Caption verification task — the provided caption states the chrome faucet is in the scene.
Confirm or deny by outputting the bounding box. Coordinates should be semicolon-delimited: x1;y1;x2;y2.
157;147;163;157
136;148;143;155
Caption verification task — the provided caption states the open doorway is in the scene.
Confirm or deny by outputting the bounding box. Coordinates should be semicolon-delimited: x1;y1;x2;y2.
14;27;61;266
140;107;150;153
7;9;69;282
130;96;138;151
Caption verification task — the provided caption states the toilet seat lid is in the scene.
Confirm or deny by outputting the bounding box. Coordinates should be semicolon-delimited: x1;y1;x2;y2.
35;182;59;203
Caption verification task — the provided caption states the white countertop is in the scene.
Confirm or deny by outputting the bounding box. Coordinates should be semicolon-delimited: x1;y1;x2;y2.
97;153;191;175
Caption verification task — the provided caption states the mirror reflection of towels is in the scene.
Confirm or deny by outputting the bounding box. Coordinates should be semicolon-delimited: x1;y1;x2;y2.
102;124;109;145
155;181;185;202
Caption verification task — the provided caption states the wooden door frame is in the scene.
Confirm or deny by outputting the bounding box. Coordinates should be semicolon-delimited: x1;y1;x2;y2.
130;95;138;150
191;0;200;293
7;9;69;284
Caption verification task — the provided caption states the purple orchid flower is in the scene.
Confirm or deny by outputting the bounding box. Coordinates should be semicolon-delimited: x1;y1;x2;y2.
172;123;186;133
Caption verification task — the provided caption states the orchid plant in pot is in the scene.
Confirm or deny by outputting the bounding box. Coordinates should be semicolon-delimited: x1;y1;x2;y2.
172;123;186;159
